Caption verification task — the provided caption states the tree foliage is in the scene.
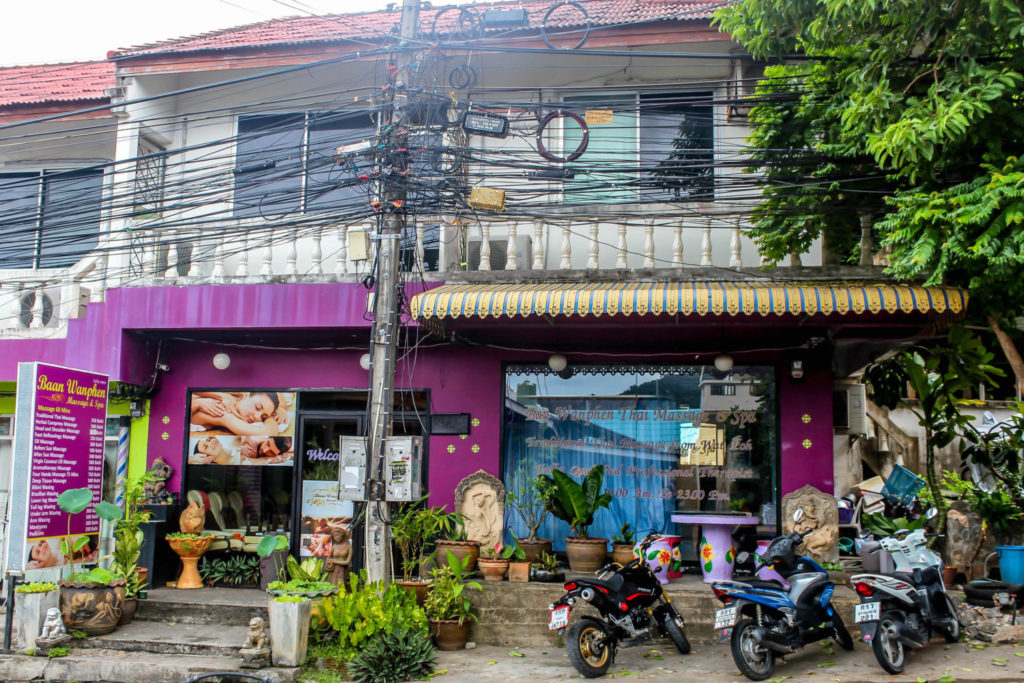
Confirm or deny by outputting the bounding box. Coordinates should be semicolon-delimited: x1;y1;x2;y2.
714;0;1024;318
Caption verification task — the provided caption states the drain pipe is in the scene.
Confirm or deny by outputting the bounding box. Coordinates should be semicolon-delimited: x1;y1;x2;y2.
2;571;22;653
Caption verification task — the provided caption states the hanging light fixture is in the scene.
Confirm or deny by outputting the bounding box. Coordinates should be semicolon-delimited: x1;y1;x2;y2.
359;353;372;371
713;354;734;373
212;351;231;370
548;354;568;373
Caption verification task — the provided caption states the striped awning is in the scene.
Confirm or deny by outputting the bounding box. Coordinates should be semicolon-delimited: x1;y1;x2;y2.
410;282;968;321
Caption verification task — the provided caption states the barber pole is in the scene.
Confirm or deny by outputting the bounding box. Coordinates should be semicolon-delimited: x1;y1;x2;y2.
115;424;128;506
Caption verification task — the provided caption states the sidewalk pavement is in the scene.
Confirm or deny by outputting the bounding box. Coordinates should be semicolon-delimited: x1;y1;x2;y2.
431;641;1024;682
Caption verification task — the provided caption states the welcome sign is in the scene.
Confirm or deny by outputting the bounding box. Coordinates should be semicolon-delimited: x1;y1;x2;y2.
6;362;108;574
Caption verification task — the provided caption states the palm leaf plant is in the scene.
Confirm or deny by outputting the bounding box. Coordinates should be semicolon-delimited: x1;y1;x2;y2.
539;466;613;539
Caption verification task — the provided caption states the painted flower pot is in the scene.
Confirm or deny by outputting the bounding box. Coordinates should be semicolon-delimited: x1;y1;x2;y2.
636;536;683;585
478;558;509;581
430;619;470;651
565;538;608;573
435;540;480;572
59;579;126;636
519;538;553;564
167;535;213;590
14;589;60;651
268;597;312;667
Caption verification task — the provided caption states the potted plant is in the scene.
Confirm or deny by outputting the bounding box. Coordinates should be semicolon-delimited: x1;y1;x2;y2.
111;472;154;623
507;476;554;562
530;551;565;583
477;542;511;581
55;487;126;635
268;593;312;667
424;550;481;651
391;499;453;605
256;533;289;590
507;533;531;583
611;522;636;566
539;466;613;572
433;514;480;572
13;582;59;651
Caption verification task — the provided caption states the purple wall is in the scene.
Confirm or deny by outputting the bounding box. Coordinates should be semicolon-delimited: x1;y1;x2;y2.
779;352;834;495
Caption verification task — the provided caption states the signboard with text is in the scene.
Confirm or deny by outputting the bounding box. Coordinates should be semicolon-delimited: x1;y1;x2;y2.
6;362;108;574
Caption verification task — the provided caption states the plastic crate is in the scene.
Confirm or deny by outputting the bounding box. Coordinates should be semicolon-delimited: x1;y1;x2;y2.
881;464;926;506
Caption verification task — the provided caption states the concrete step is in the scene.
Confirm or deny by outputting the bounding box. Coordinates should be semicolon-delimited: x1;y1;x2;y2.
75;620;249;658
135;586;268;626
0;648;299;683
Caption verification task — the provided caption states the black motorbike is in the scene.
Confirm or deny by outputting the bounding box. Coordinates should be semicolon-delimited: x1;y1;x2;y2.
548;533;690;678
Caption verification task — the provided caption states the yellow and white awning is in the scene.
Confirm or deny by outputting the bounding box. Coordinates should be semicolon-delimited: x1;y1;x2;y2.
410;282;967;321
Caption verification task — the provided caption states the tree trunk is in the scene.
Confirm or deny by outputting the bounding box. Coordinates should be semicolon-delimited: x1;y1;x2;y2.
989;314;1024;394
924;428;948;535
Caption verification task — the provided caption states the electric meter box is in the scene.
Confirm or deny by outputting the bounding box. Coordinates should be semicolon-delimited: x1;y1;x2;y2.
338;436;368;502
385;435;422;502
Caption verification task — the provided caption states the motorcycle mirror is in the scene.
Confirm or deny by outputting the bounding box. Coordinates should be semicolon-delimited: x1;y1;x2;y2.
925;507;938;520
793;508;804;523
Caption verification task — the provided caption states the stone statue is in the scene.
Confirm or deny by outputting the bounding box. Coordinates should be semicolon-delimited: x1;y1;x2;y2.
455;470;505;549
35;607;71;654
782;485;839;564
240;616;271;669
143;457;174;504
946;503;985;580
179;500;206;534
324;526;352;586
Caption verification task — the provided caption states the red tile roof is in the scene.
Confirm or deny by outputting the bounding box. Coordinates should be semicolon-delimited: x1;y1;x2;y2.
112;0;727;57
0;61;115;108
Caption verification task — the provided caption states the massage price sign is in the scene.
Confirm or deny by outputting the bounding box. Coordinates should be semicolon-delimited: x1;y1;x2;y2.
6;363;108;574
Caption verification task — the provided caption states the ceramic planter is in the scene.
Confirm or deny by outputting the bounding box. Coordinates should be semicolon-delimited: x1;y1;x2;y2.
611;543;636;566
14;589;60;651
59;579;126;636
518;538;553;564
434;540;480;572
478;558;509;581
565;537;608;573
430;619;470;651
508;561;531;583
268;597;312;667
395;579;431;607
118;597;137;625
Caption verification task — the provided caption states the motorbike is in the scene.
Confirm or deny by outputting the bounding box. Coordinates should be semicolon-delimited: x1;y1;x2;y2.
548;532;691;678
711;509;853;681
850;510;962;674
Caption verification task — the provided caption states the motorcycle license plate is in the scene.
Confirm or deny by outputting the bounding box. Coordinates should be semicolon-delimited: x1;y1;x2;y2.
715;606;738;630
855;602;880;623
549;605;570;631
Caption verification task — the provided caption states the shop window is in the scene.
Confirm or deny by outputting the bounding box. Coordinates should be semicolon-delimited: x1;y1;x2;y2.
503;365;777;557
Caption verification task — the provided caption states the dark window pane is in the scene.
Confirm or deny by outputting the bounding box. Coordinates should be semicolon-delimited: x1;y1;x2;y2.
234;114;304;218
37;169;104;268
0;173;40;268
306;111;376;214
564;95;637;204
640;92;714;201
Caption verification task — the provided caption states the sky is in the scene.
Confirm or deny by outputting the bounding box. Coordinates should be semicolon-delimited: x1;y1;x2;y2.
0;0;471;66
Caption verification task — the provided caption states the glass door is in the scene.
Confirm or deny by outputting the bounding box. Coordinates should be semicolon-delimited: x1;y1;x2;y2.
295;415;362;564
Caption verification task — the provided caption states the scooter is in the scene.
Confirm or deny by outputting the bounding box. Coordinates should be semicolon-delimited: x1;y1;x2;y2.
850;510;962;674
548;532;690;678
711;509;853;681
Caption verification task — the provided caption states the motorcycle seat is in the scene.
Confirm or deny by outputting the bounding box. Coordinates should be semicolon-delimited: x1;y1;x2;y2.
892;571;918;585
580;574;625;592
743;579;786;590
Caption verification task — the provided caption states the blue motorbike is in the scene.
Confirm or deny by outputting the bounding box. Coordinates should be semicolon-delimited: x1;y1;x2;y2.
710;515;853;681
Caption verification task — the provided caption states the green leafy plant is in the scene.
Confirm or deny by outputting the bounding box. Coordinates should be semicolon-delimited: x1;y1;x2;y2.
166;532;210;541
424;550;481;626
267;579;336;594
274;594;309;603
532;550;560;573
318;570;428;662
347;628;436;683
56;487;122;579
821;562;845;572
256;533;289;580
944;471;1023;535
47;647;70;658
14;582;58;594
390;498;458;581
539;466;613;539
68;629;87;640
506;476;552;541
612;522;635;545
112;471;156;598
862;512;928;537
201;555;261;586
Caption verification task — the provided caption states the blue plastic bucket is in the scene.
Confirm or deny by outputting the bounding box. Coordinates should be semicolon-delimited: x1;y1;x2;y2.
996;546;1024;585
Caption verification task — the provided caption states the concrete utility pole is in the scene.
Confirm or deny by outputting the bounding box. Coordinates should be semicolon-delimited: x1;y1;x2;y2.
363;0;421;584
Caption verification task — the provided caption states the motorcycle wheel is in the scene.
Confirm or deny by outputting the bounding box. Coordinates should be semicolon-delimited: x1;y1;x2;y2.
831;611;854;651
942;594;962;643
872;612;906;675
567;618;613;678
730;618;776;681
662;613;691;655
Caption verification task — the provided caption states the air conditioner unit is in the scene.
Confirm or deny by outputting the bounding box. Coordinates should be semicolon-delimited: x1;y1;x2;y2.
833;382;868;435
67;285;90;319
466;235;532;271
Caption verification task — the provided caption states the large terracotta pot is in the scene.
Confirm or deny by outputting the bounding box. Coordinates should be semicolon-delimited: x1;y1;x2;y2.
519;538;553;564
395;579;431;606
565;537;608;573
434;540;480;572
430;619;470;651
118;596;137;625
59;579;126;635
478;558;509;581
611;543;636;567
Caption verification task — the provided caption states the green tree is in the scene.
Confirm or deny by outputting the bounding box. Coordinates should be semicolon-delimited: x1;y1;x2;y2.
714;0;1024;386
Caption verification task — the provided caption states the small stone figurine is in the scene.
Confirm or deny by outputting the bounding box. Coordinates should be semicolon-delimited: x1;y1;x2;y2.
143;457;174;504
240;616;271;669
325;527;352;586
35;607;71;654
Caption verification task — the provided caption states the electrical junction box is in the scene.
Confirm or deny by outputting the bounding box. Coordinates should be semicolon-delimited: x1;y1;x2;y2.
385;436;422;502
338;436;368;502
469;186;506;212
